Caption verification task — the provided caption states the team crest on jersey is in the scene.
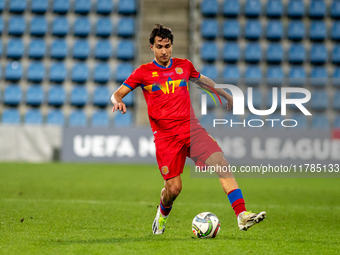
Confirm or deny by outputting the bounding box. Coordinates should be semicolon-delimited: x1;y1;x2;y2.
152;72;159;77
175;67;183;74
161;166;169;175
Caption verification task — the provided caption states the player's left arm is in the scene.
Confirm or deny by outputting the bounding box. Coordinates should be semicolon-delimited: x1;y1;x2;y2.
193;75;233;111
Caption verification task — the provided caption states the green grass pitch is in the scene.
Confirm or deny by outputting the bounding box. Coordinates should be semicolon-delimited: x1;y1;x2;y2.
0;163;339;254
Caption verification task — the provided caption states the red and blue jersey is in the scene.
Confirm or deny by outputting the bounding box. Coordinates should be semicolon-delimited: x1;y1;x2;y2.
123;58;202;139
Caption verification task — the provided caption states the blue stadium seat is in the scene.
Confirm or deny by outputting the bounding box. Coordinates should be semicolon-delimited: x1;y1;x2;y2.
289;92;309;110
245;20;262;40
266;0;283;17
310;66;328;87
75;0;91;14
0;17;3;34
116;63;133;83
31;0;48;13
288;21;305;40
53;0;69;14
201;42;218;62
50;63;66;83
288;0;304;18
30;16;47;36
334;115;340;128
47;109;65;125
27;62;45;82
246;88;262;109
267;66;284;86
201;19;218;39
70;86;88;107
117;40;135;60
223;42;239;62
289;44;305;63
266;43;283;63
0;0;3;12
114;111;132;127
2;109;20;124
223;20;239;39
309;0;325;18
69;110;87;127
332;21;340;41
28;39;46;59
245;0;261;17
245;66;262;86
52;17;68;36
48;86;65;106
245;43;262;63
92;110;110;127
310;21;326;41
10;0;26;13
5;62;23;81
118;0;136;15
334;91;340;110
331;0;340;19
266;20;283;40
333;67;340;87
4;85;22;105
333;45;340;64
96;18;112;37
73;40;90;60
95;40;111;60
0;41;2;56
124;92;134;106
25;109;43;125
311;90;328;110
201;0;218;16
223;0;239;16
267;88;281;109
310;44;327;64
200;111;218;126
201;65;218;80
93;86;110;107
289;66;306;86
8;16;25;35
7;39;24;59
26;85;44;106
74;17;90;37
50;40;68;59
94;63;110;83
72;63;88;83
311;114;329;130
290;114;307;129
96;0;112;14
223;65;240;84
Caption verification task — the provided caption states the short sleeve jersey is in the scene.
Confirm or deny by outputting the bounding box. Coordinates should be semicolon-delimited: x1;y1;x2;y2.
123;58;201;139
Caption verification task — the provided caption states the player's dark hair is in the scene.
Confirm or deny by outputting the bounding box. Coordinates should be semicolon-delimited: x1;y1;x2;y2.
149;24;174;45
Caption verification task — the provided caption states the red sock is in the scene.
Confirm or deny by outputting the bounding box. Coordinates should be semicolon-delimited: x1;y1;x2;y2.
227;189;246;217
159;200;172;217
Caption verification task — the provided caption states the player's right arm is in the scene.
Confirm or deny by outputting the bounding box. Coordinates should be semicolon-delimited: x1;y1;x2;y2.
111;85;131;114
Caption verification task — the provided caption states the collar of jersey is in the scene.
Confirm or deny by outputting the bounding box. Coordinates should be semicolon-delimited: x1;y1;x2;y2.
153;59;173;69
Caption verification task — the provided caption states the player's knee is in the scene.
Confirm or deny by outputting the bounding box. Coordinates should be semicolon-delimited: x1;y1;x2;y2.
168;184;182;198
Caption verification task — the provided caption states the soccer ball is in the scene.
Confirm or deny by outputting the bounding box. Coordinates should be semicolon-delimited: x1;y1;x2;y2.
192;212;220;238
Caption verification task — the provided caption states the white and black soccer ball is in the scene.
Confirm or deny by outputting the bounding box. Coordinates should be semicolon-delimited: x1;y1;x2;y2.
192;212;220;238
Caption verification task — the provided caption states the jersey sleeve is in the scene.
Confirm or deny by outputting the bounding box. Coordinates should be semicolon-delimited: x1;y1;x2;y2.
187;60;201;80
122;67;142;91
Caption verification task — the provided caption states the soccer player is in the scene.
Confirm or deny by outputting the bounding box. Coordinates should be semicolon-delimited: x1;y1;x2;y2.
111;24;266;234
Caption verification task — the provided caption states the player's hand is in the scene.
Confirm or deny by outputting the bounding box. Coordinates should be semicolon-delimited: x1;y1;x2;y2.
112;102;127;114
226;97;233;111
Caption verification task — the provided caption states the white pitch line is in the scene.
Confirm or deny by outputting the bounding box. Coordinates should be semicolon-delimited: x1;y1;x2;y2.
1;198;340;211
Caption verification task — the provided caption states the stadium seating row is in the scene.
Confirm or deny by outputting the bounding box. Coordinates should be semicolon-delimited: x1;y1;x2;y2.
200;111;340;130
1;0;137;15
202;65;340;87
201;0;339;19
0;16;135;37
201;42;339;64
202;19;340;41
0;85;134;107
1;39;135;60
2;62;133;83
0;108;133;127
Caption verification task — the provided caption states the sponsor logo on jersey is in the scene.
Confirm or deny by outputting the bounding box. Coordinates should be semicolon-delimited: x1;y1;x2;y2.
152;72;159;77
175;67;183;74
161;166;169;175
